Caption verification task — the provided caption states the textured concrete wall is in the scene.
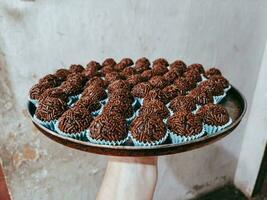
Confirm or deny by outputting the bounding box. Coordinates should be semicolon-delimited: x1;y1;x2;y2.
0;0;266;199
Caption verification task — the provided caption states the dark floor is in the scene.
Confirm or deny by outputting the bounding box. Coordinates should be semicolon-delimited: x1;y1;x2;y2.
196;185;267;200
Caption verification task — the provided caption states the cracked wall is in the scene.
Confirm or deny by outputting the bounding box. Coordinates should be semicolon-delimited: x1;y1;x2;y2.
0;0;267;200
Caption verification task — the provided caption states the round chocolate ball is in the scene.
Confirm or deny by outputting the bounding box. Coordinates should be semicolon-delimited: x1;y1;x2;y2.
169;60;187;73
104;72;122;83
119;58;134;67
152;64;169;76
126;74;143;87
29;82;54;100
188;88;214;106
121;67;136;78
210;75;229;89
103;99;134;118
69;64;85;73
204;67;222;79
39;74;60;86
152;58;169;67
149;76;168;89
108;80;130;94
169;96;197;113
139;99;169;119
187;63;205;74
75;96;102;112
134;57;151;73
162;84;185;101
198;80;224;96
101;65;114;76
141;70;154;81
102;58;116;68
143;88;169;104
55;69;70;82
86;60;102;70
39;87;68;102
82;85;107;101
85;77;107;89
131;82;152;98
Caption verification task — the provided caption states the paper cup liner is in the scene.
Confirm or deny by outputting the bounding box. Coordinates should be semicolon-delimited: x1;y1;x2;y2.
133;98;141;110
204;117;233;135
224;85;232;93
86;132;129;146
28;97;39;107
169;126;205;144
201;74;207;81
126;112;136;124
54;121;88;141
33;114;56;131
91;103;104;117
213;92;227;104
68;94;81;106
129;132;168;146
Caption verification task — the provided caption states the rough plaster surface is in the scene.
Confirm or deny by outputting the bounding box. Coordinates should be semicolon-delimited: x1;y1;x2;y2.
0;0;266;199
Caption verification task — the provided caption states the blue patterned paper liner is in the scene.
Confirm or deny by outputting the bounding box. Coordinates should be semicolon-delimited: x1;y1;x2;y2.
169;126;205;144
86;132;129;146
33;114;56;131
28;97;39;107
192;105;202;114
129;132;168;146
204;117;233;135
132;98;141;110
91;103;104;117
54;121;88;140
213;92;227;104
126;112;136;124
68;94;81;107
224;85;232;93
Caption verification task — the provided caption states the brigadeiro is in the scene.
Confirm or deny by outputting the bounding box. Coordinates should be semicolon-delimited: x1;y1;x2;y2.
130;115;167;146
103;99;134;119
84;62;100;78
126;74;143;88
85;77;107;89
197;103;232;134
152;58;169;67
114;63;127;72
143;88;169;104
108;80;130;94
174;77;192;94
102;58;116;68
148;76;168;89
104;71;122;83
119;58;134;67
34;97;68;129
204;67;222;79
139;99;169;119
210;75;230;90
188;88;214;106
69;64;85;73
39;74;60;86
75;96;102;114
109;89;134;106
183;68;202;83
141;70;154;81
187;63;205;74
82;85;107;102
169;96;197;113
56;107;93;139
55;69;70;82
38;87;68;103
162;84;185;102
199;80;225;97
66;72;88;85
60;77;85;97
86;60;102;70
88;113;128;145
29;82;54;102
169;60;187;74
152;64;168;76
121;67;136;78
134;57;151;73
163;68;181;84
131;82;152;98
167;110;204;143
101;65;114;76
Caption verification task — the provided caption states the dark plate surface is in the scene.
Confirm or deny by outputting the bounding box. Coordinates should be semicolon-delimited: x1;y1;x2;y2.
28;86;247;157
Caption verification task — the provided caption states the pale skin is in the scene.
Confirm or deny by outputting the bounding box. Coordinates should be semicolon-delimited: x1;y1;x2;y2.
97;157;158;200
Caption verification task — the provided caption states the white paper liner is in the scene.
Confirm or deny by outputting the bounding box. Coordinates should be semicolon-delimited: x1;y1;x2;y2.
224;85;232;93
86;132;129;146
169;126;205;144
204;118;233;135
54;121;88;140
33;114;56;131
201;74;207;81
28;97;39;106
213;92;227;104
129;132;168;146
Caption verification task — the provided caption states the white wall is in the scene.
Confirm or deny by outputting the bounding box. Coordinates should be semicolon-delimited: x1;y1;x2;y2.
0;0;267;199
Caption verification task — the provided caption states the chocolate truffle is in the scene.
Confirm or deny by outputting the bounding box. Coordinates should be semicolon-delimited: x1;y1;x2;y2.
143;88;169;104
187;63;205;74
121;67;136;78
39;74;60;86
114;62;127;72
149;76;168;89
101;65;114;76
174;77;192;93
163;68;181;84
86;60;102;70
55;69;70;82
126;74;143;87
89;113;128;142
204;67;222;79
198;80;224;96
152;64;169;76
104;72;122;83
131;82;152;98
197;103;230;126
83;64;99;78
152;58;169;67
108;89;134;105
58;107;93;133
66;72;88;85
134;57;151;73
108;80;130;94
130;115;166;143
75;96;102;112
210;75;229;89
188;88;214;106
85;77;107;89
141;70;154;81
29;82;54;100
119;58;134;67
183;69;202;83
162;84;184;101
69;64;85;73
35;97;67;121
39;87;68;102
102;58;116;68
169;96;197;112
139;99;169;119
103;99;133;118
82;85;107;101
60;74;86;96
169;60;187;74
167;111;203;136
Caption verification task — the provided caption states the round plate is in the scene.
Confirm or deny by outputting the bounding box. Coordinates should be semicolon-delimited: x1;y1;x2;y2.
28;86;247;157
